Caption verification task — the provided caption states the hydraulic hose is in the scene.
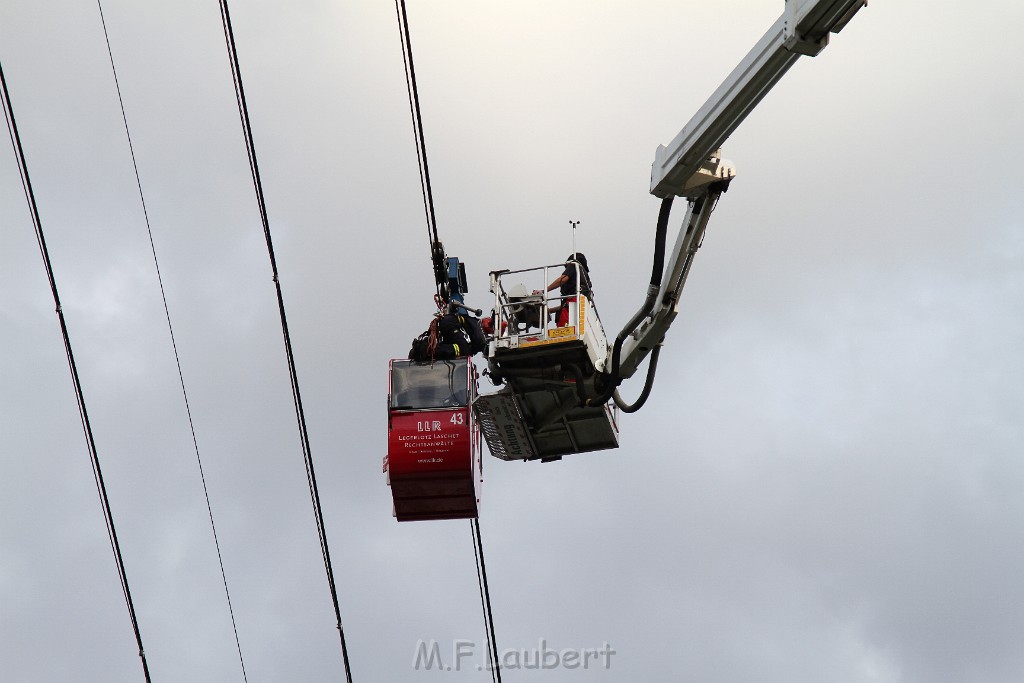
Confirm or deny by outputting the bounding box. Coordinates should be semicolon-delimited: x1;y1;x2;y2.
563;362;589;406
612;344;661;413
588;195;674;406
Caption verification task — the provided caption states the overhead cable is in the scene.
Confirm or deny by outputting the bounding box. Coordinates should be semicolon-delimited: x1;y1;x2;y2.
216;2;354;680
471;519;502;683
394;0;444;300
1;58;152;683
391;8;504;672
94;1;249;679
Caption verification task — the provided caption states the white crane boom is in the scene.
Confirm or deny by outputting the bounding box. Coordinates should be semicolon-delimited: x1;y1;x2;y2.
473;1;868;460
619;0;866;381
650;0;867;199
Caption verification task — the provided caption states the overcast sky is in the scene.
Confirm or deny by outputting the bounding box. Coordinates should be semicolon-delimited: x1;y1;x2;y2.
3;1;1024;682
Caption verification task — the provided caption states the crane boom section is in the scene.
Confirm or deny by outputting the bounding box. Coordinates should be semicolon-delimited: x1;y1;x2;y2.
620;0;866;380
650;0;866;199
617;188;721;380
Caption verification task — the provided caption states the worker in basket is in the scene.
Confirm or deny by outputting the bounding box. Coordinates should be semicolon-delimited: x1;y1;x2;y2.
545;253;593;327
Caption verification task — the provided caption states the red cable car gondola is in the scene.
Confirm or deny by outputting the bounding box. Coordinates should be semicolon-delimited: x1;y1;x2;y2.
385;357;482;522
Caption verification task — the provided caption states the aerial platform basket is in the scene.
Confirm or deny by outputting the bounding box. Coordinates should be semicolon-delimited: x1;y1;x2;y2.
474;264;619;462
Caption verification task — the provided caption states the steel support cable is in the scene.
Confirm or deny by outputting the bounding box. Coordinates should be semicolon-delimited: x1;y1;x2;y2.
471;519;502;683
394;0;444;299
469;523;496;682
216;2;353;680
94;2;249;680
1;60;152;683
393;8;501;674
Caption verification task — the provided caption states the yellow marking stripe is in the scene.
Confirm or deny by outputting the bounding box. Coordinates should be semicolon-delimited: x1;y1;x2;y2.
519;332;578;349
